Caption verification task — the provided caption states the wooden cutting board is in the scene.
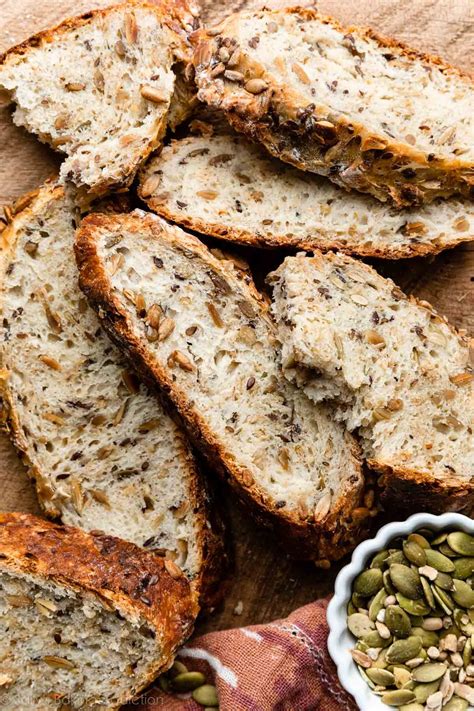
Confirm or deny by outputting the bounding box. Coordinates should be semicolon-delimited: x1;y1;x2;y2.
1;0;473;640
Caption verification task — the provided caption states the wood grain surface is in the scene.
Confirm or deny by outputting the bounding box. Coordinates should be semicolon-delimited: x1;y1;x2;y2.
0;0;473;642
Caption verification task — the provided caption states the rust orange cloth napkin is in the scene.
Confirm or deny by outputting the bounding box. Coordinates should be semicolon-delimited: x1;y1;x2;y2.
125;598;358;710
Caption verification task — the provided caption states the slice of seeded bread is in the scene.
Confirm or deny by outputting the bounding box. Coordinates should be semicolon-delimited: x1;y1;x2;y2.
139;133;474;259
75;210;374;565
192;8;474;206
268;252;474;515
0;512;197;711
0;181;225;606
0;2;193;200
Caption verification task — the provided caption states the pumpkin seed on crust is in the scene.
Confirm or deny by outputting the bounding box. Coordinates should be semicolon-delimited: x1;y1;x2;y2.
453;557;474;580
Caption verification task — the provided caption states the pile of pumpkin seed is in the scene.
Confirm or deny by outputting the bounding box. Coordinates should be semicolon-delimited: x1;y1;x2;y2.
348;529;474;710
158;660;219;708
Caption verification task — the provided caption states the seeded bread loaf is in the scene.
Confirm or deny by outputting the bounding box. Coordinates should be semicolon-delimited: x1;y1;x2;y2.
268;252;474;514
192;8;474;206
0;2;193;201
0;512;197;710
75;210;373;565
0;181;225;606
139;133;474;259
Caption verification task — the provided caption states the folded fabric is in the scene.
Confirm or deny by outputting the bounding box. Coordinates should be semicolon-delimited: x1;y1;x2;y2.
124;598;357;711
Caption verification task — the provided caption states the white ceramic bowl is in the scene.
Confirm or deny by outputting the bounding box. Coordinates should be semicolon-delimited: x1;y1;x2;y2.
327;512;474;711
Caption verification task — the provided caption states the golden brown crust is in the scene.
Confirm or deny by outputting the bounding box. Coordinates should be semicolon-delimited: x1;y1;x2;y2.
192;8;474;207
75;212;374;564
0;2;190;66
371;460;474;518
0;511;198;707
142;196;474;261
0;181;228;610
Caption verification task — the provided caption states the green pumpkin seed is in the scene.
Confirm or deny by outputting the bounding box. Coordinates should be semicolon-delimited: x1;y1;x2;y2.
399;704;424;711
192;684;219;707
396;593;431;616
403;541;427;567
347;601;357;615
358;667;376;690
420;578;436;610
390;565;423;599
348;613;375;638
384;569;396;595
393;665;412;688
386;636;422;664
453;557;474;580
382;690;416;706
366;667;395;686
387;551;410;567
363;630;392;648
158;675;170;692
169;660;188;677
414;680;441;703
443;698;469;711
371;550;390;569
408;533;431;549
447;531;474;557
438;542;458;558
425;549;455;573
411;627;439;648
171;672;206;692
432;585;454;614
431;532;448;545
452;579;474;608
454;608;469;628
354;568;383;597
385;605;412;638
352;592;365;608
372;648;389;669
434;571;454;591
369;588;387;621
411;662;447;682
408;615;425;627
463;638;472;667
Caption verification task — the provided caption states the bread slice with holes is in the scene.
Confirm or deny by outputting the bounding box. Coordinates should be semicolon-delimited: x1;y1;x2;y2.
139;132;474;259
0;181;225;607
0;2;195;201
268;252;474;514
192;8;474;206
75;210;373;565
0;512;197;711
